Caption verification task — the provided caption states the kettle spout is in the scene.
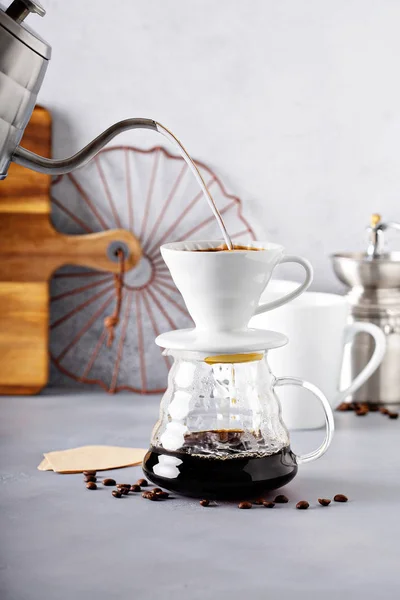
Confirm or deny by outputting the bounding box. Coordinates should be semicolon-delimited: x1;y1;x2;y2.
11;118;158;175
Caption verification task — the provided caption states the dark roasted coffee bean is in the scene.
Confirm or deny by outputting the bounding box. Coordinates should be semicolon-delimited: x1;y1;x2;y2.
130;484;141;492
334;494;348;503
83;470;96;476
120;487;130;495
102;478;116;486
116;483;130;490
336;402;351;412
112;490;122;498
86;482;97;490
238;501;252;509
318;498;331;506
151;487;162;493
389;412;399;419
262;501;275;508
274;494;289;503
253;498;265;505
142;491;157;500
355;410;368;416
84;475;97;483
137;478;148;487
156;491;169;499
200;499;210;507
296;500;309;510
147;492;158;501
380;407;390;415
368;403;379;412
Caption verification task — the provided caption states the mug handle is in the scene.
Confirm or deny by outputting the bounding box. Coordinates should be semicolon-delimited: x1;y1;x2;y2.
273;376;335;464
254;255;313;315
335;322;386;405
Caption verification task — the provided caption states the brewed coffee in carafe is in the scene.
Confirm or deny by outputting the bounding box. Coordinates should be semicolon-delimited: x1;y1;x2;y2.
143;352;298;498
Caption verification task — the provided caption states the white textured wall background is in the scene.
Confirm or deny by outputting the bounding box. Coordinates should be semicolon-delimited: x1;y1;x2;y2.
34;0;400;291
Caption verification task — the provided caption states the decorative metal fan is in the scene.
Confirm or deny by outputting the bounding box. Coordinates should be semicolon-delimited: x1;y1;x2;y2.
50;145;255;393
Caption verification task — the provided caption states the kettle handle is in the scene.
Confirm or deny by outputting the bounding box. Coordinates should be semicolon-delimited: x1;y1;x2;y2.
273;377;335;464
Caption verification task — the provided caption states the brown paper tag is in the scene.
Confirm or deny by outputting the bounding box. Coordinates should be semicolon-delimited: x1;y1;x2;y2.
42;446;147;473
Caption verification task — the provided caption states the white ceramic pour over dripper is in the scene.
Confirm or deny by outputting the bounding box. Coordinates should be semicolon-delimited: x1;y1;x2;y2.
155;240;313;353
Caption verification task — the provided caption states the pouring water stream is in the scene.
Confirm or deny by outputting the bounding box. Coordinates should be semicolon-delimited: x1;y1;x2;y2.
155;122;233;250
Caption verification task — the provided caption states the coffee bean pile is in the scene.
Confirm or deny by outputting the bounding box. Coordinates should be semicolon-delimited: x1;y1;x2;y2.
82;472;349;512
337;402;398;419
82;473;171;501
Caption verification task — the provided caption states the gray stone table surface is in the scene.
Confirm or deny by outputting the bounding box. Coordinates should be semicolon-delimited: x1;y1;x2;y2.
1;390;399;600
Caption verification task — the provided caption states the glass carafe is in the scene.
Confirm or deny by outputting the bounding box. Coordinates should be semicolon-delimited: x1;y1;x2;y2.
143;350;334;498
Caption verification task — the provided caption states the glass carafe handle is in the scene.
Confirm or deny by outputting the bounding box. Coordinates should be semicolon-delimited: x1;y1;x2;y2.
273;377;335;464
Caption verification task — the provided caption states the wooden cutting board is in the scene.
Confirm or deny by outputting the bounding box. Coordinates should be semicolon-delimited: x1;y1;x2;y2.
0;106;141;395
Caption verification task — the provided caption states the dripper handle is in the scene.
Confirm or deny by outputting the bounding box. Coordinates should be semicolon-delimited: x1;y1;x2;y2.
254;255;313;315
273;377;335;464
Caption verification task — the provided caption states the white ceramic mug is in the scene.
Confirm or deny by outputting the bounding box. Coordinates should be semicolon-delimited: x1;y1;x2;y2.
160;241;313;331
250;281;386;429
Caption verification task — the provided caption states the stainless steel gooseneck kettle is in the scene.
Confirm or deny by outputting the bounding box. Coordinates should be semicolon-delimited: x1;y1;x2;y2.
0;0;158;180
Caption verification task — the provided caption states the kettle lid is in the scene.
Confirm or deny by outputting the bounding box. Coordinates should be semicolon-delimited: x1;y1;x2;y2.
0;0;51;59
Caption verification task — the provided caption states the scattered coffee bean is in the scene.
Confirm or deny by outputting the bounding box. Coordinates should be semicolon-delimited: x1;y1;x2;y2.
355;402;369;416
147;492;158;501
318;498;331;506
102;478;116;486
253;498;265;505
262;501;275;508
156;491;169;499
336;402;351;412
86;482;97;490
116;483;130;490
112;490;122;498
120;487;130;495
83;470;96;476
274;494;289;503
238;501;252;509
334;494;348;503
380;407;390;415
200;499;210;507
137;478;148;487
130;484;141;492
368;403;379;412
142;491;157;500
151;487;162;493
296;500;309;510
355;407;368;416
389;412;399;420
84;475;97;483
